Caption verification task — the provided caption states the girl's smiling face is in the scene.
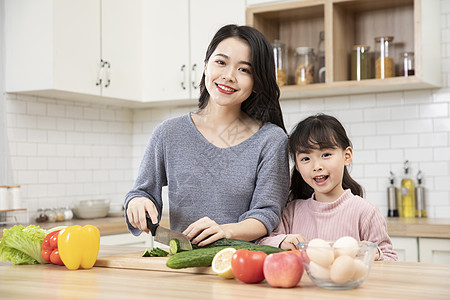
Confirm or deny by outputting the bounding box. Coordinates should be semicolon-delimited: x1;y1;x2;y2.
295;146;353;202
204;37;254;109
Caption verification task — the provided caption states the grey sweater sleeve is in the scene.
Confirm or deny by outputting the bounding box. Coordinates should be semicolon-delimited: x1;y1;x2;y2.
123;123;167;236
238;133;290;234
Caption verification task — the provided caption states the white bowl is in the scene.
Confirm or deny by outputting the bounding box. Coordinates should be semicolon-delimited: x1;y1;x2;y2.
73;199;110;219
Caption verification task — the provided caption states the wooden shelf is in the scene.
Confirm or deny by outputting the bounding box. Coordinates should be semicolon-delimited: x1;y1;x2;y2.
246;0;441;99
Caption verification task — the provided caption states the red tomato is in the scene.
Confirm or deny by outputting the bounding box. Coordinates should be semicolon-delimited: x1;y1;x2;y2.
49;230;60;249
50;249;64;266
231;249;267;284
41;249;52;263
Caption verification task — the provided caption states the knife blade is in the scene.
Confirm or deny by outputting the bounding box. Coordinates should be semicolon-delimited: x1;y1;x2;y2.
146;216;192;251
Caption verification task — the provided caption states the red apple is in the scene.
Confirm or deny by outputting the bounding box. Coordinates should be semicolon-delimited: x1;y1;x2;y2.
263;252;304;288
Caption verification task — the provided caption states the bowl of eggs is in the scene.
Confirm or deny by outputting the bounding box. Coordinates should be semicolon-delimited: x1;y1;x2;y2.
298;237;377;290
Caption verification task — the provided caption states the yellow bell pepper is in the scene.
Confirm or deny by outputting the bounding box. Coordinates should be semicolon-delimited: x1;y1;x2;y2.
57;225;100;270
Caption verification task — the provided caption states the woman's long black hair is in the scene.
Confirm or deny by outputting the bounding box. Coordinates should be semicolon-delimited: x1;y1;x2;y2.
288;113;364;200
197;24;286;133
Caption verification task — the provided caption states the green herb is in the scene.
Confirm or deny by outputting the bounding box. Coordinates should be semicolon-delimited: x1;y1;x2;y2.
0;225;47;265
142;247;169;257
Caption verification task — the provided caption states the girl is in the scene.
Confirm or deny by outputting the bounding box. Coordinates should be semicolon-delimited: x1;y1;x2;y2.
125;25;290;246
258;113;397;261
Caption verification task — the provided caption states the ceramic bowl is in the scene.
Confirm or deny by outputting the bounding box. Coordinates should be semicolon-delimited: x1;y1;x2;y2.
298;241;377;290
72;199;110;219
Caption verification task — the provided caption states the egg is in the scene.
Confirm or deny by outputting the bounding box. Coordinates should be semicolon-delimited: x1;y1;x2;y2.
306;238;335;267
333;236;358;258
352;259;367;280
330;255;356;284
309;261;331;280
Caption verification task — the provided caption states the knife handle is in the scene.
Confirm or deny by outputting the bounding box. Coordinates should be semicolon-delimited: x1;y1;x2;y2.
146;215;159;236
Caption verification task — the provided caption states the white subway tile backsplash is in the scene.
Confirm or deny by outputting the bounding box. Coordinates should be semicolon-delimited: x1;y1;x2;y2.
404;90;432;104
363;107;390;122
390;104;419;120
377;121;404;135
376;92;403;106
364;135;390;149
419;103;449;118
376;149;404;163
404;119;433;133
404;148;434;162
390;134;418;148
419;132;448;147
434;147;450;160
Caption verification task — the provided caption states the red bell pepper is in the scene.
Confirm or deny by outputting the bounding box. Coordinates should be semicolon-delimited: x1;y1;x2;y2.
41;230;64;265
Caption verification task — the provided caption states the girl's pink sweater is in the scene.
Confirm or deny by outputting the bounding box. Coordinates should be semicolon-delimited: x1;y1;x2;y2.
258;189;398;261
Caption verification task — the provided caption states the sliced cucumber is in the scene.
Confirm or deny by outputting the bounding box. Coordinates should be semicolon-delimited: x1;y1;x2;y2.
170;239;181;254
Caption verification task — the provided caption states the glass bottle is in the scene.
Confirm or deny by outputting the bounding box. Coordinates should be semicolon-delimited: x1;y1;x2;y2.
45;208;57;222
316;31;325;83
415;171;427;218
351;45;371;81
399;52;414;77
272;40;287;86
64;206;73;221
400;160;416;218
295;47;315;85
375;36;394;79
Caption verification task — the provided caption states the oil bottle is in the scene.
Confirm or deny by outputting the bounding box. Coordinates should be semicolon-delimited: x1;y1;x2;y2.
400;160;416;218
387;172;399;217
415;171;427;218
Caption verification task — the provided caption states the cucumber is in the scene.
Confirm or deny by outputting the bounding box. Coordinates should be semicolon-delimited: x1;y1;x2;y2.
166;244;283;269
191;238;254;249
170;239;181;254
142;247;169;257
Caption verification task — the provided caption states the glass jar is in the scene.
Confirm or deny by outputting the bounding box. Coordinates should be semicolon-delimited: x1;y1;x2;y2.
295;46;315;85
35;208;48;223
375;36;394;79
56;207;65;221
273;40;287;86
45;208;57;222
399;52;414;77
64;206;73;221
316;31;326;83
351;45;371;81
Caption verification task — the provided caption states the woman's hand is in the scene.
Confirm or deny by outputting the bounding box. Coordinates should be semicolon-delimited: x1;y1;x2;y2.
280;234;307;250
183;217;228;246
126;197;159;234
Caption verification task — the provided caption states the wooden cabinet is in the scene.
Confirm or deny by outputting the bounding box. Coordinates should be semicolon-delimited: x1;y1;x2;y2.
5;0;142;103
419;238;450;265
142;0;246;103
246;0;441;99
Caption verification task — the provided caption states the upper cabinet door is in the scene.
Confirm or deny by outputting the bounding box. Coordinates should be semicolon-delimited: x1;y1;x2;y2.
189;0;246;100
142;0;190;102
5;0;100;95
101;0;142;101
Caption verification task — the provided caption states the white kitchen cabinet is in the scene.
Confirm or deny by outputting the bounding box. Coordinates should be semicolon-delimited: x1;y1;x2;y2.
142;0;246;103
5;0;142;102
419;238;450;265
390;236;419;262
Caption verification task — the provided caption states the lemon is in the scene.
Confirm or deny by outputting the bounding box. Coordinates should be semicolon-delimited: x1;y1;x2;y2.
211;247;236;279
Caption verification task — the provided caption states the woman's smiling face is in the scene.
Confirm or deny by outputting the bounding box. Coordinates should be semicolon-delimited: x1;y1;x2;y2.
204;37;254;108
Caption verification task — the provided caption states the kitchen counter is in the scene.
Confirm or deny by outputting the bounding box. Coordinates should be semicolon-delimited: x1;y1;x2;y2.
0;245;449;300
386;217;450;238
1;216;450;239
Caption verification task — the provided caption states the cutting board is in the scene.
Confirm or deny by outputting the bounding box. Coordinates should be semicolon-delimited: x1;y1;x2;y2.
94;252;215;275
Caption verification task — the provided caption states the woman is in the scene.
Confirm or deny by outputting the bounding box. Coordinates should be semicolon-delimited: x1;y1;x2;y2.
125;24;289;246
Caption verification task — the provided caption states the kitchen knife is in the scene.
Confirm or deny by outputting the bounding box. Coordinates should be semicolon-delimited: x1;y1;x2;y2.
146;216;192;251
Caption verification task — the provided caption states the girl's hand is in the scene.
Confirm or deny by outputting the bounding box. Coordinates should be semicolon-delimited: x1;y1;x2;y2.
126;197;159;234
183;217;228;246
280;234;307;250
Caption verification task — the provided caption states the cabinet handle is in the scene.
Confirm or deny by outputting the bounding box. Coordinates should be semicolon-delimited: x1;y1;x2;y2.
191;64;198;89
96;59;105;86
181;64;187;90
103;61;111;88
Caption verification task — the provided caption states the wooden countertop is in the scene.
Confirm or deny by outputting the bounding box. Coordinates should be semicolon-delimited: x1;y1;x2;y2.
1;216;450;239
386;218;450;238
0;245;449;300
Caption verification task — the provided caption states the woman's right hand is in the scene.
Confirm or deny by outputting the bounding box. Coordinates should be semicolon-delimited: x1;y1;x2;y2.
126;197;159;234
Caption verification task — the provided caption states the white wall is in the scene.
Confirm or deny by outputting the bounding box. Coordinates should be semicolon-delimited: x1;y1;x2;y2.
3;0;450;220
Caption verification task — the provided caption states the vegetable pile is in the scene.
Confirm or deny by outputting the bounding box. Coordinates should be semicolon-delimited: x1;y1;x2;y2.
0;224;100;270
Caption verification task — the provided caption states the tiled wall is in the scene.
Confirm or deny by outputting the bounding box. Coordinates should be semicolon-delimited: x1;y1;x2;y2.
3;0;450;221
4;94;134;214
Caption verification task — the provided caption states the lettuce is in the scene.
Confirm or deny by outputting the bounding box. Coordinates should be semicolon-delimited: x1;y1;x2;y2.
0;225;47;265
